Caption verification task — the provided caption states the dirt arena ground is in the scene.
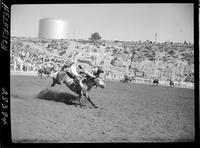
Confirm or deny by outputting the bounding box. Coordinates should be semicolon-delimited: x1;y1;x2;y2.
10;75;194;143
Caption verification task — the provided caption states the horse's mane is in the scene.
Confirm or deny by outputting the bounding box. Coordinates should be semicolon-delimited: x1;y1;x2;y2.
82;76;95;84
93;68;104;78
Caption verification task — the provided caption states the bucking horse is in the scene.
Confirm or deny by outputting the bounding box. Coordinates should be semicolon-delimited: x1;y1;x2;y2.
120;74;135;83
51;69;106;108
153;78;159;86
169;79;175;87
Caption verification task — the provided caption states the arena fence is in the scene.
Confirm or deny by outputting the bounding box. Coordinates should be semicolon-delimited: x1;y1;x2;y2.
10;70;194;89
10;63;37;72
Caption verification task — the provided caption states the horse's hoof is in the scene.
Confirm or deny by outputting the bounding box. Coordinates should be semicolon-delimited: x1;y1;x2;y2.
94;106;98;108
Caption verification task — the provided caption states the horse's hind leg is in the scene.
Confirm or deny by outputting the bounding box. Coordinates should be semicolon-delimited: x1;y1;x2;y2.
78;91;87;108
78;94;83;108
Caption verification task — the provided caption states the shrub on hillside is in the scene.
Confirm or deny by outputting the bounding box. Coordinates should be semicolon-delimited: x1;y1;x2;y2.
123;49;129;54
40;39;48;43
183;53;193;63
60;43;69;50
164;46;170;52
144;46;152;51
89;32;102;41
168;50;176;56
59;50;66;56
93;48;97;52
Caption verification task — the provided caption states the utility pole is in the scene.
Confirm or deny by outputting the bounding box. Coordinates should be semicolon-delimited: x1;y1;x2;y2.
155;33;157;43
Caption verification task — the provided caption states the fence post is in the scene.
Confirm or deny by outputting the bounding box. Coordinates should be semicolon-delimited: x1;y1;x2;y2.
14;59;16;72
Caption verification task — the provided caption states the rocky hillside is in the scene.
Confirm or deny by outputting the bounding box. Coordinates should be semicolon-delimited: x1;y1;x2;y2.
10;37;194;82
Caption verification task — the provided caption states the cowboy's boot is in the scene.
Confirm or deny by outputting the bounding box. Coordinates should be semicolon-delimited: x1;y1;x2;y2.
74;76;83;88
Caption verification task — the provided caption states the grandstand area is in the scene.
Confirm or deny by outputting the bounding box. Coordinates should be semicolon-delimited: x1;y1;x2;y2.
10;37;194;88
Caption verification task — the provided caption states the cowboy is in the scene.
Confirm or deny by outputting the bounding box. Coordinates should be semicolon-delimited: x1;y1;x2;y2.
77;65;96;79
67;58;95;88
124;73;129;80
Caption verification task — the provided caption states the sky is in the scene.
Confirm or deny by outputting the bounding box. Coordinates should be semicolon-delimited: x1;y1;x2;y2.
11;4;194;43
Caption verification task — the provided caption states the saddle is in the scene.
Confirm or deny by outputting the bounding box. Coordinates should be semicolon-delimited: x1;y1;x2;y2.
65;71;84;86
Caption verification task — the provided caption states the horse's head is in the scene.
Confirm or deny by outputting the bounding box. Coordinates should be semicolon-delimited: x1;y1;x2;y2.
93;67;104;77
84;76;106;89
93;77;106;89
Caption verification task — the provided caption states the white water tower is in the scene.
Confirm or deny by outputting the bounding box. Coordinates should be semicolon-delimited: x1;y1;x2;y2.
38;18;68;39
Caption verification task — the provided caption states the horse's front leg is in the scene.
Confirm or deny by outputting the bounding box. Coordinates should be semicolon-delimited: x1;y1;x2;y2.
84;92;98;108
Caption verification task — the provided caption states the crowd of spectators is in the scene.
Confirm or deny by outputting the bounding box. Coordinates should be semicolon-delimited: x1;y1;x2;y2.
10;41;66;72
